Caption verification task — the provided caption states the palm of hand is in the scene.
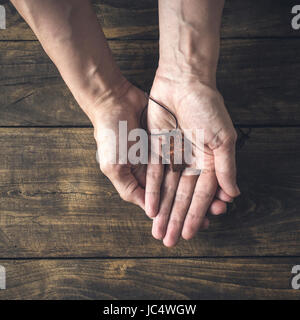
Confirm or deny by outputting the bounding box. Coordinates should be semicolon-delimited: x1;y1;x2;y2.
145;79;236;246
148;78;238;196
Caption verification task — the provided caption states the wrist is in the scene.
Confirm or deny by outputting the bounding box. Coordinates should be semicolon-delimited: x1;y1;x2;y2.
158;38;219;88
76;70;130;122
155;63;217;89
157;0;222;88
158;31;220;87
86;81;147;127
150;70;221;115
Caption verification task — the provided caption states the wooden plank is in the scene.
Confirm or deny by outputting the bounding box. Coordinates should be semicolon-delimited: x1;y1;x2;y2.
221;0;300;38
0;127;300;257
0;40;157;126
0;0;299;40
0;258;299;299
0;0;158;41
1;38;300;126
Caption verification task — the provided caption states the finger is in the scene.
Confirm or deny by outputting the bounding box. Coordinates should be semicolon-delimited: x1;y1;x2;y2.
208;198;227;216
145;163;164;218
188;217;210;232
102;164;145;210
213;137;240;198
216;188;233;203
151;168;181;240
182;170;217;240
163;175;198;247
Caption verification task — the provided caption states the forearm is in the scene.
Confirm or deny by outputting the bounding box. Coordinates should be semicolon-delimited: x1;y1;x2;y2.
157;0;224;86
11;0;127;122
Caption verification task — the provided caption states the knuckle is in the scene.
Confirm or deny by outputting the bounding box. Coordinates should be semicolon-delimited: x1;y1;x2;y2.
146;190;160;196
193;190;214;201
187;211;198;221
167;219;182;233
157;206;170;218
174;192;192;203
162;184;176;196
147;170;163;180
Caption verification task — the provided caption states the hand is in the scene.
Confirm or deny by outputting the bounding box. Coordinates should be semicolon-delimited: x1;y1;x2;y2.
146;73;239;246
9;1;149;209
92;82;148;210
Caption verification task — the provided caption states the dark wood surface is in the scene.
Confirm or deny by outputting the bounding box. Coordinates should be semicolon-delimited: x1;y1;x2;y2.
1;0;299;40
0;128;299;258
1;39;300;126
0;0;299;299
0;258;300;300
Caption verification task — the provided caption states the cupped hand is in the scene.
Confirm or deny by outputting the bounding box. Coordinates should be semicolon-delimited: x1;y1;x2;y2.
92;82;148;210
146;74;240;246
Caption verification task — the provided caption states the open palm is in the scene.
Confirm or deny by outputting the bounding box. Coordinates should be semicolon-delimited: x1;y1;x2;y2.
145;76;239;247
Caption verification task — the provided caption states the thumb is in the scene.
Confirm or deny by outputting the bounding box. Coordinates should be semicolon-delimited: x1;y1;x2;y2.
213;137;240;198
112;166;146;210
100;163;145;210
96;146;145;209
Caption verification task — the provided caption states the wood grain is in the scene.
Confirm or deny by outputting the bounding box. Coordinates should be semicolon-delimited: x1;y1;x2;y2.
0;127;299;257
0;0;299;301
1;39;300;126
0;40;157;126
0;258;299;299
0;0;299;40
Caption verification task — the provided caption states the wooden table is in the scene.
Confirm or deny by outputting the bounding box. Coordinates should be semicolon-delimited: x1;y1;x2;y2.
0;0;300;299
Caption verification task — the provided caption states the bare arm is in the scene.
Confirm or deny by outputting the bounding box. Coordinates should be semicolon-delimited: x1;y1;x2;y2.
11;0;147;209
11;0;129;122
157;0;224;85
147;0;239;246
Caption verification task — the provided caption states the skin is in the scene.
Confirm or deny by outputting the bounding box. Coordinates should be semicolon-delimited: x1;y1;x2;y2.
146;0;240;246
11;0;239;246
10;0;148;208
